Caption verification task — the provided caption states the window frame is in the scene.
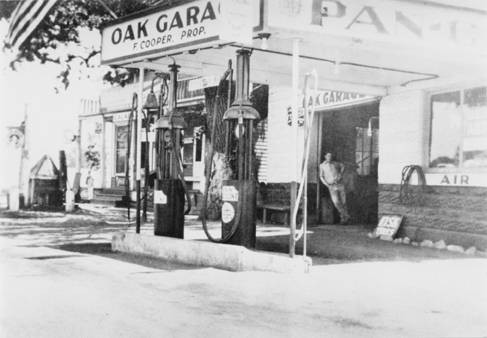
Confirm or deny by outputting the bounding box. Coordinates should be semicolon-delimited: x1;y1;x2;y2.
114;123;129;175
427;84;487;174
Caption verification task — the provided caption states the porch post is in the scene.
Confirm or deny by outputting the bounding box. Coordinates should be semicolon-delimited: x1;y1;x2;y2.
289;38;300;257
135;66;145;233
101;112;106;188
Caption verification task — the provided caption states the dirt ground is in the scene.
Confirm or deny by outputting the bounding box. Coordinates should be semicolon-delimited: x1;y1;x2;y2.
0;204;481;267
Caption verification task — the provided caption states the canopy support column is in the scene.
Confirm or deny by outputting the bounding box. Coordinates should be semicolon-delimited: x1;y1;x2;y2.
289;38;300;258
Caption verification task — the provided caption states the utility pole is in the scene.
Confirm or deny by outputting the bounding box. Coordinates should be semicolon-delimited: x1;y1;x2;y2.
18;104;29;208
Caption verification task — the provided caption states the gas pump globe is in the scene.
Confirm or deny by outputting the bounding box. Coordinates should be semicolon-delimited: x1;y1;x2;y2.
153;64;187;238
221;49;260;248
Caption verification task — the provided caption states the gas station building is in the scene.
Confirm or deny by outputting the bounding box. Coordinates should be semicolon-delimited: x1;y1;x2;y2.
80;0;487;245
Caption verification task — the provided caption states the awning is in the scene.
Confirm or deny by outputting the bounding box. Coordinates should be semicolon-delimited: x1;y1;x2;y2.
100;0;487;95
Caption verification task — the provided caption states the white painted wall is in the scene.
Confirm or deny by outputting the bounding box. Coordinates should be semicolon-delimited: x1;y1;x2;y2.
378;90;428;184
266;86;299;183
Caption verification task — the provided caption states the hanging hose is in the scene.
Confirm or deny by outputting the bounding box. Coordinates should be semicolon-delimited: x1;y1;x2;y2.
142;108;150;221
171;133;192;214
292;71;318;243
125;93;137;223
164;70;192;215
201;62;244;243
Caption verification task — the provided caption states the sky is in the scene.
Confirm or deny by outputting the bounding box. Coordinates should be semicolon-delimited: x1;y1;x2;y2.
0;17;106;191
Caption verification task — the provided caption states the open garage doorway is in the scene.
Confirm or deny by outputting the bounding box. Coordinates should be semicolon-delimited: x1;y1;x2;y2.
316;101;380;226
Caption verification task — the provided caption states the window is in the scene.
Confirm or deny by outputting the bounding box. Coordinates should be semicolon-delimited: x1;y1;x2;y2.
355;127;379;176
429;86;487;169
115;125;128;174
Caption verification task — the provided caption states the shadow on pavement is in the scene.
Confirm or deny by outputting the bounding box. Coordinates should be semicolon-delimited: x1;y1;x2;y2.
55;242;202;271
255;224;473;265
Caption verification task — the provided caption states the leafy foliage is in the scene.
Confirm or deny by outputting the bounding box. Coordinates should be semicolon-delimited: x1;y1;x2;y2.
84;145;100;172
5;0;163;89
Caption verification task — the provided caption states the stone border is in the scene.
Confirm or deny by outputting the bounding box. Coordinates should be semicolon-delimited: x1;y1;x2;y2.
399;226;487;251
112;232;312;273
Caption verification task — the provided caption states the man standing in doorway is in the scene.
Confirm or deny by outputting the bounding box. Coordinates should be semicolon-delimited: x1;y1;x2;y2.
319;152;350;225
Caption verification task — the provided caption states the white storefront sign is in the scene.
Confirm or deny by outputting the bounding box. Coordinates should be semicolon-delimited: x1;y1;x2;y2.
287;90;376;126
101;0;255;65
268;0;487;51
425;173;487;187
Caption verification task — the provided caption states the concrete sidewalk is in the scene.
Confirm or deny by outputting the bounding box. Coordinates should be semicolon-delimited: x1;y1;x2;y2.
123;215;483;266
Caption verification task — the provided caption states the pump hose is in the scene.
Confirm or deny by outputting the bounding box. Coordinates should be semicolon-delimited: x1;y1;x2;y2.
166;84;192;215
201;65;244;243
293;71;318;242
171;134;192;214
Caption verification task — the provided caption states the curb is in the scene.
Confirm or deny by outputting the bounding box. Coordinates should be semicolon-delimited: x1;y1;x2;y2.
112;232;312;273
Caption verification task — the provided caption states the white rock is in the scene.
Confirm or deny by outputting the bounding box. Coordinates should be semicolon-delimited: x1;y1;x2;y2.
393;238;402;244
411;241;419;247
420;240;434;248
446;245;465;253
402;237;411;245
434;240;447;250
477;250;487;257
465;246;477;255
367;232;378;239
380;235;393;242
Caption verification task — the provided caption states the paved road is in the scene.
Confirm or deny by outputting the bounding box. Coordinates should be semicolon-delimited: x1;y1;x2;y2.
1;208;487;337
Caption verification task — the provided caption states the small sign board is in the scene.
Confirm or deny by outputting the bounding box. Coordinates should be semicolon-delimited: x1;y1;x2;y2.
154;190;167;204
221;202;235;223
375;215;403;241
222;185;239;202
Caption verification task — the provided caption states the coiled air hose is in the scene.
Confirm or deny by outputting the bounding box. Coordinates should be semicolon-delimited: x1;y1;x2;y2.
399;165;426;205
201;64;244;243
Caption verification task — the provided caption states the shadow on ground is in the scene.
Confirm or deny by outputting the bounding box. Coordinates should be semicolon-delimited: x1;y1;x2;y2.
1;206;481;268
55;242;201;271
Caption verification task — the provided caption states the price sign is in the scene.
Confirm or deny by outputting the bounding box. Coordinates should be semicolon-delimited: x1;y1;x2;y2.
154;190;167;204
221;202;235;223
222;185;239;202
375;215;403;240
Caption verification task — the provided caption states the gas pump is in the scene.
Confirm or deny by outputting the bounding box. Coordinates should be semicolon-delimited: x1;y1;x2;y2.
202;49;260;248
153;64;191;238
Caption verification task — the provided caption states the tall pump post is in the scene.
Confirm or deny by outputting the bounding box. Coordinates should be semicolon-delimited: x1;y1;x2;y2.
153;64;187;238
221;49;260;248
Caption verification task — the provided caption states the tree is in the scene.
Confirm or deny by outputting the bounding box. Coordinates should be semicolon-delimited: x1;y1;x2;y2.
4;0;164;89
5;0;270;222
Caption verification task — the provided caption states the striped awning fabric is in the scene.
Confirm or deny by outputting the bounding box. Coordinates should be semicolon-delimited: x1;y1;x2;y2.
6;0;57;50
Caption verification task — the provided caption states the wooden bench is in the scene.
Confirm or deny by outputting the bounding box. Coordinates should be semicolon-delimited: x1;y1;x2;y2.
258;202;292;225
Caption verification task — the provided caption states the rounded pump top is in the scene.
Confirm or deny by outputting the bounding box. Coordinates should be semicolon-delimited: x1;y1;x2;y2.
223;49;260;121
155;113;186;129
223;104;260;121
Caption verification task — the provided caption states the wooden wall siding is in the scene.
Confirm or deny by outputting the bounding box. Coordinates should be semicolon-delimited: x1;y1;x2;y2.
255;118;268;183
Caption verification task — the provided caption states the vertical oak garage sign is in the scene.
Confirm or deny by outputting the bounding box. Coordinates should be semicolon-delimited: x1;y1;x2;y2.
100;0;254;65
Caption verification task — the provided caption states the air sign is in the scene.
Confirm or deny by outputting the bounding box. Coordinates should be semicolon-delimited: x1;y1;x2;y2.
101;0;254;65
